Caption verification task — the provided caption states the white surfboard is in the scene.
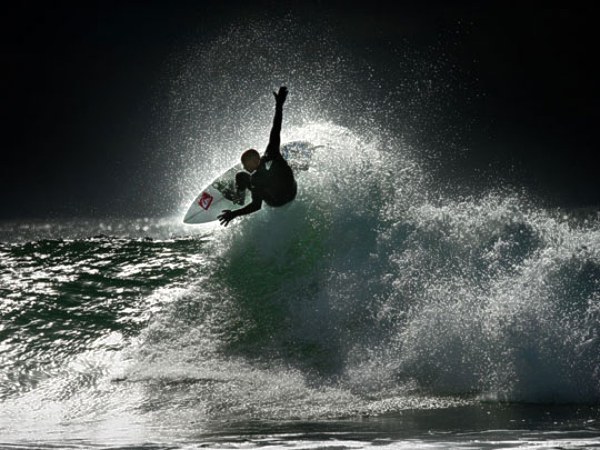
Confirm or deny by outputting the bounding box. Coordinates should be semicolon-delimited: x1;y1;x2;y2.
183;141;318;224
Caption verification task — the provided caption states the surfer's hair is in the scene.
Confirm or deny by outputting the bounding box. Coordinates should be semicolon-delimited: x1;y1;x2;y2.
241;149;260;165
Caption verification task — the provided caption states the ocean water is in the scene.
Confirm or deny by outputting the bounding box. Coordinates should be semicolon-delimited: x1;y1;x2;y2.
2;124;600;448
3;14;600;450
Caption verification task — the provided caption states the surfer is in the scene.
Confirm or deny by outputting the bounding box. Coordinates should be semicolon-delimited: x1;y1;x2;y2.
218;86;297;226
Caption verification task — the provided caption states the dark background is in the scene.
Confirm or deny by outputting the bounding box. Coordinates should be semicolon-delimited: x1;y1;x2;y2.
2;1;598;219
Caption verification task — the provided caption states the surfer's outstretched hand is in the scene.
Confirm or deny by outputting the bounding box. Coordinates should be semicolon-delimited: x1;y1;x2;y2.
273;86;288;106
218;210;236;227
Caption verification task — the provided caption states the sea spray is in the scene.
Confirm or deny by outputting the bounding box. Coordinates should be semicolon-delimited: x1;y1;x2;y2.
124;120;600;423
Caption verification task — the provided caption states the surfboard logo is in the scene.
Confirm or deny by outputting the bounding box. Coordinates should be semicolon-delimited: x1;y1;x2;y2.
198;192;214;210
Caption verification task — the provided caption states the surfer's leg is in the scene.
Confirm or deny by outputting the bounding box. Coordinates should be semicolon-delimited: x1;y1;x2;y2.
234;172;251;204
236;172;251;190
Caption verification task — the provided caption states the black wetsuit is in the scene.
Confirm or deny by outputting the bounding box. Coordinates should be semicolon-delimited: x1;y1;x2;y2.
251;149;297;207
233;102;297;216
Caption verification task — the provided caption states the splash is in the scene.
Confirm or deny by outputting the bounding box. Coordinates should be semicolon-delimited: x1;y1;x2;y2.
127;115;600;424
124;14;600;420
153;13;463;216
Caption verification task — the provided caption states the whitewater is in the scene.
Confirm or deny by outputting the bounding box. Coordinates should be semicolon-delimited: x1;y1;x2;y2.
1;16;600;450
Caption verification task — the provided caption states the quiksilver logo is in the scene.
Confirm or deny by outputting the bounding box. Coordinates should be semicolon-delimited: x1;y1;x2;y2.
199;192;214;210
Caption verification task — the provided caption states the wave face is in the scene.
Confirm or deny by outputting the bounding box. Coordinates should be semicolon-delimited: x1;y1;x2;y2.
1;13;599;445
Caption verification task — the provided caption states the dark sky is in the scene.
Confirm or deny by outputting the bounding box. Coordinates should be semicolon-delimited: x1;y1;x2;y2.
2;1;598;219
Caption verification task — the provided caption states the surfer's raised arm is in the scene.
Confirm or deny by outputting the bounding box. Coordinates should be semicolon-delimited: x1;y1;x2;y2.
217;86;296;227
264;86;288;160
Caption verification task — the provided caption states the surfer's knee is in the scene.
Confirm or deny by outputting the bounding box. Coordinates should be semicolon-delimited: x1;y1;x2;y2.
235;171;251;190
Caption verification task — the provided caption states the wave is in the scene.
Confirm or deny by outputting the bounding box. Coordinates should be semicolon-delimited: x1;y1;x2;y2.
125;123;600;421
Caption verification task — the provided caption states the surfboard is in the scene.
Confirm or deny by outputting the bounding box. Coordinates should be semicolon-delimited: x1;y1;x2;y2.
183;141;317;224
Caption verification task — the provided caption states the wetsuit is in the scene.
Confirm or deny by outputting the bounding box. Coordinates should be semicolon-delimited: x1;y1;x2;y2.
232;101;297;217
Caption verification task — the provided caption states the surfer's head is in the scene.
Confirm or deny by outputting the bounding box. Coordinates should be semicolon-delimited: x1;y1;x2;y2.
241;149;260;172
